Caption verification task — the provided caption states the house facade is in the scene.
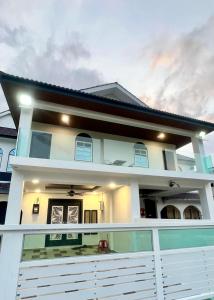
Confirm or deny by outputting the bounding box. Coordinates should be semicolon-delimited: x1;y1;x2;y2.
1;72;214;299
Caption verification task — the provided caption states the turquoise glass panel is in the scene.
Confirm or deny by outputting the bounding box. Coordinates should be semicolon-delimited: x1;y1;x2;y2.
22;230;152;261
159;228;214;250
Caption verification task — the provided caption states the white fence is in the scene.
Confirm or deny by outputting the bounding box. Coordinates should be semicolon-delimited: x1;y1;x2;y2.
1;221;214;300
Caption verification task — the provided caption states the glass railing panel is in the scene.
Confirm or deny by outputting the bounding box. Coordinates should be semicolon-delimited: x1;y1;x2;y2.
15;128;214;175
22;230;153;261
159;228;214;250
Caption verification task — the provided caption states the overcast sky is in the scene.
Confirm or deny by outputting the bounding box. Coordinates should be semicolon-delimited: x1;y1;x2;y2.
0;0;214;154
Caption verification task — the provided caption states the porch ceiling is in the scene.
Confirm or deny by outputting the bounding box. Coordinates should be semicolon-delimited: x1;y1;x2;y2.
33;109;190;148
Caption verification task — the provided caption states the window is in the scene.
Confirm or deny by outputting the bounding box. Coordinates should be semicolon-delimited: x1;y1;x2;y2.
163;150;176;170
7;148;16;172
134;142;148;167
0;148;3;169
29;131;52;159
184;206;201;219
75;133;92;162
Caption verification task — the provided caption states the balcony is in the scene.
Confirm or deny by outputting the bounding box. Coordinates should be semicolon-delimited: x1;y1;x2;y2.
14;125;214;178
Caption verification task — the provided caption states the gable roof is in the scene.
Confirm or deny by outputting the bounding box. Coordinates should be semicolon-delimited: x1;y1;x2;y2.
80;82;147;107
1;71;214;149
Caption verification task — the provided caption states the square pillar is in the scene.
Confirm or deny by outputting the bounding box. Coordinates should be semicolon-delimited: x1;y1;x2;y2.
130;181;140;222
191;136;206;173
5;170;24;225
16;107;33;157
199;183;214;219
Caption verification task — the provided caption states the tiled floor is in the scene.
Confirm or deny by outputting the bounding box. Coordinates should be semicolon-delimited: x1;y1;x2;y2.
22;245;116;261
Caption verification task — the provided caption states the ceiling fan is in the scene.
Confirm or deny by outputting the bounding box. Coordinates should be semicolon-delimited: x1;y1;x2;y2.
67;189;84;197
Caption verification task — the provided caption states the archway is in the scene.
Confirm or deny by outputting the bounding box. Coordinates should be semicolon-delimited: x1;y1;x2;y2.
161;205;181;219
184;206;201;219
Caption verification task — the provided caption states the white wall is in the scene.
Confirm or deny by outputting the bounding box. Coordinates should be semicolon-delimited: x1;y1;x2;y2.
0;137;16;172
0;113;15;128
32;122;176;170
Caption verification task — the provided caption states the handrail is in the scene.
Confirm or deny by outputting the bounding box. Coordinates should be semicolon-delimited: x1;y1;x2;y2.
1;219;214;234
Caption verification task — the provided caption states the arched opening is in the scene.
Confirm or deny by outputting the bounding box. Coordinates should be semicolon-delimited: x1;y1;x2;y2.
0;201;7;224
7;148;16;172
161;205;181;219
75;133;92;162
184;206;201;219
134;142;149;167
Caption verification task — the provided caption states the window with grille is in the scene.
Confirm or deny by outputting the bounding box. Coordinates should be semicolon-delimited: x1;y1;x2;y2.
75;133;92;162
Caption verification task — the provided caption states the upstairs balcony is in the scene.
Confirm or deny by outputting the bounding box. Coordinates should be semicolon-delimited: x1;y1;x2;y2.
13;117;214;180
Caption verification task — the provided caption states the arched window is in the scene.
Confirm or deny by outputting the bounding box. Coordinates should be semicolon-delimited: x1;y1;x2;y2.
6;148;16;172
0;148;3;168
134;142;149;167
184;206;201;219
75;133;92;162
161;205;181;219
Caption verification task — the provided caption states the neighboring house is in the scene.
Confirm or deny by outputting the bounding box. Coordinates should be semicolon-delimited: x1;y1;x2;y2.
1;72;214;300
0;125;17;224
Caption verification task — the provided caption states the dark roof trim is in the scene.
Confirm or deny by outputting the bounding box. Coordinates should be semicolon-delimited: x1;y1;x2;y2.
0;126;17;139
1;71;214;132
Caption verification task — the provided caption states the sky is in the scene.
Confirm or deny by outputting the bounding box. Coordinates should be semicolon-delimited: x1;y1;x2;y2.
0;0;214;155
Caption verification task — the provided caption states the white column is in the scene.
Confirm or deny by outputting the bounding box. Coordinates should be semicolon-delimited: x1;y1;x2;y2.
16;107;33;157
0;231;23;300
5;170;24;225
191;136;206;173
199;183;214;219
130;181;140;222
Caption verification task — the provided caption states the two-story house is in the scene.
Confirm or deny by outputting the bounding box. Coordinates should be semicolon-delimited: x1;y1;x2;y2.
1;72;214;300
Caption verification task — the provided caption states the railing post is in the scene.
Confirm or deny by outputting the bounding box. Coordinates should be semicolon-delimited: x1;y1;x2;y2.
0;231;23;300
152;228;164;300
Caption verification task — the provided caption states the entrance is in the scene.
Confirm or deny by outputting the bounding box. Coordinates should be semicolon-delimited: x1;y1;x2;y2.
45;199;82;247
144;199;157;218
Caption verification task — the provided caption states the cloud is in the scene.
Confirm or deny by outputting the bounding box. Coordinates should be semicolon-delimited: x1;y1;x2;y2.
0;20;103;90
140;16;214;122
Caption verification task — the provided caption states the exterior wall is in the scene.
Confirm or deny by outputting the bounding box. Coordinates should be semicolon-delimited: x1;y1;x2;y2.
22;191;111;249
0;137;16;172
0;113;15;128
32;122;176;170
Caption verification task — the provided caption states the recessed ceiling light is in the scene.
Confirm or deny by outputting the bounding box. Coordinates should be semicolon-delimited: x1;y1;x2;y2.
61;114;70;125
199;131;206;138
18;94;32;106
109;182;116;189
32;179;39;184
157;132;166;139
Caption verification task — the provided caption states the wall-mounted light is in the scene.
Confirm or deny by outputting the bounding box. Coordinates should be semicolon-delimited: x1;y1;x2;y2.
32;198;40;215
61;114;70;125
157;132;166;140
18;93;33;107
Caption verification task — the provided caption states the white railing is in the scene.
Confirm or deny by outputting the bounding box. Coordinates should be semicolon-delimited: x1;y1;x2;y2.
1;221;214;300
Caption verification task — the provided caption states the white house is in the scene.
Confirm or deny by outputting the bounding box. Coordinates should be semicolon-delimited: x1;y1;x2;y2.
1;72;214;300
